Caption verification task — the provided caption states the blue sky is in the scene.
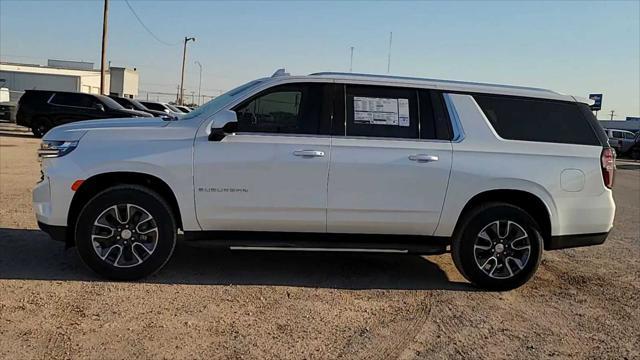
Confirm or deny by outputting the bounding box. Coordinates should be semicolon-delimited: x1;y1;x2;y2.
1;0;639;119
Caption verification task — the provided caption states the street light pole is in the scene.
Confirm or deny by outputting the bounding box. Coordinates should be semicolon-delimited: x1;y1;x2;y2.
194;60;202;106
100;0;109;95
179;36;196;105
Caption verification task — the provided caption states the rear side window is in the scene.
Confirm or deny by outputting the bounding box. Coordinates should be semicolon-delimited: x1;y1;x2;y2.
345;85;419;139
474;95;600;146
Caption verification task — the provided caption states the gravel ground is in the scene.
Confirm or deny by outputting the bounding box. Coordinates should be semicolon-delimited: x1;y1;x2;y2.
1;124;639;359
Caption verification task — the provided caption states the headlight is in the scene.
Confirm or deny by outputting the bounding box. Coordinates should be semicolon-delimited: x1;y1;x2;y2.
37;140;78;160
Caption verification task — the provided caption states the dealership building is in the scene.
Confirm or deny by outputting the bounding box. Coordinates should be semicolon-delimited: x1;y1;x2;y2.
0;59;139;100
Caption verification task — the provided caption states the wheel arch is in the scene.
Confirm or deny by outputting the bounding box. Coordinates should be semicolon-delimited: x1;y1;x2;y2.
66;171;183;247
452;189;553;250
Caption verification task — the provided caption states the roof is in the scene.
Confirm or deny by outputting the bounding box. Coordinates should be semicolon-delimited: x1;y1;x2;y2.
302;71;577;103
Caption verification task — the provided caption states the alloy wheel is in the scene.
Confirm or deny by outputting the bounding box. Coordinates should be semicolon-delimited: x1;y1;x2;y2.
91;204;159;268
473;220;531;279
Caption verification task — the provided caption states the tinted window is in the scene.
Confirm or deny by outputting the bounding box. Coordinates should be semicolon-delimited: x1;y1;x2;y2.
50;93;96;108
234;83;330;135
141;102;166;111
474;95;600;146
345;85;419;139
110;97;134;109
624;132;635;139
612;131;623;139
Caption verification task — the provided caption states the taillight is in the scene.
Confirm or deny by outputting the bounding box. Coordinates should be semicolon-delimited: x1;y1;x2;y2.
601;147;615;189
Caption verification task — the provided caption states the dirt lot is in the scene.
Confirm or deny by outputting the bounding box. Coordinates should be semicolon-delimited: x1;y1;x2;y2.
0;124;638;359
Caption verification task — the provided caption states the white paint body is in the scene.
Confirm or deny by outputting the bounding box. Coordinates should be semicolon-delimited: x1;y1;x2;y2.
33;73;615;240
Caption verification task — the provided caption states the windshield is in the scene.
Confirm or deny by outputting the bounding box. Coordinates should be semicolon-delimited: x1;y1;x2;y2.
97;95;126;110
130;99;149;111
165;103;184;113
180;80;263;120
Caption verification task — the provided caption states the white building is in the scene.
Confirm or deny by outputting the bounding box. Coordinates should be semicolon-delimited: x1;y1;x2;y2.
0;60;139;99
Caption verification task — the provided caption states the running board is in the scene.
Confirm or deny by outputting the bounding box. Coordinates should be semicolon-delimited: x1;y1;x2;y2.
183;231;450;255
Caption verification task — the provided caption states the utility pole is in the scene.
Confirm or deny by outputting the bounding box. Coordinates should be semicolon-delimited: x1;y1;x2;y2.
100;0;109;95
179;36;196;105
609;110;616;120
349;46;354;72
194;61;202;106
387;31;392;74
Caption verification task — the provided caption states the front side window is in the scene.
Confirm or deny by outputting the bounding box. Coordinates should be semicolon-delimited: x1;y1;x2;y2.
624;132;635;139
233;83;331;135
236;91;301;133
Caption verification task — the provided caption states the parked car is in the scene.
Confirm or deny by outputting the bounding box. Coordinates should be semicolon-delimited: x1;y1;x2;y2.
629;132;640;160
17;90;152;137
604;128;636;155
139;101;183;116
34;70;615;290
174;105;192;113
108;96;172;118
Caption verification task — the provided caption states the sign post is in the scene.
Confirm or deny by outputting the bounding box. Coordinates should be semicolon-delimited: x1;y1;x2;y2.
589;93;603;118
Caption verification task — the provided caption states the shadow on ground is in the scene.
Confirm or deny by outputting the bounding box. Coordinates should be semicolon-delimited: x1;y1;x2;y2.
0;227;473;291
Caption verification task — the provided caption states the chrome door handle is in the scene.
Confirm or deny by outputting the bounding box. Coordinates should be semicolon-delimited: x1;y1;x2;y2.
408;154;439;162
293;150;325;157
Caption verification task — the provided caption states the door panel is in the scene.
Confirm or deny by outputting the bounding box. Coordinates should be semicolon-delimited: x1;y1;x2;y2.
327;138;452;235
193;82;334;233
194;134;330;232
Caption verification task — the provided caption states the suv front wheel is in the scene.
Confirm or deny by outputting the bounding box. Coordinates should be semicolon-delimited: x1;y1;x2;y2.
75;185;177;280
452;202;543;290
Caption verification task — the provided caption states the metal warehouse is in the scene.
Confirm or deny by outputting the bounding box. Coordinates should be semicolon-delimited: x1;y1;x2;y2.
0;59;139;100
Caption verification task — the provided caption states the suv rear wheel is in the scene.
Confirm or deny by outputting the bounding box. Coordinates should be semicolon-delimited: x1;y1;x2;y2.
452;202;543;290
75;185;177;280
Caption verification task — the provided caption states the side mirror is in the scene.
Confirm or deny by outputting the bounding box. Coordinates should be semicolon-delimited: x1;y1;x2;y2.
95;103;105;112
208;110;238;141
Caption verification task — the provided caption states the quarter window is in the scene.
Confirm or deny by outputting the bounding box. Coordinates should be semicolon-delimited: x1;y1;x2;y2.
474;95;600;146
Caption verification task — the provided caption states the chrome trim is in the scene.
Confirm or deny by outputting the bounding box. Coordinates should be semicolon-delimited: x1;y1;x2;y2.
233;132;450;143
443;93;465;143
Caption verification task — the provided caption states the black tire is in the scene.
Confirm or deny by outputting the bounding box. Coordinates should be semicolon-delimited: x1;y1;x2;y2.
75;185;177;280
451;202;543;290
31;117;51;138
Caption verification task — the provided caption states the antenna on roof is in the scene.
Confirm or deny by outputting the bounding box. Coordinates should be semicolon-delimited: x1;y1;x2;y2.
271;68;289;77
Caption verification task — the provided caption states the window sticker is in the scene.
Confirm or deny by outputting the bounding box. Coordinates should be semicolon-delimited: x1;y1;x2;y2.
353;97;410;126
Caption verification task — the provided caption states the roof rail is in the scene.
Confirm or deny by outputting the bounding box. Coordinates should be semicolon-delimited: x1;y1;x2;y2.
271;68;290;77
309;72;555;93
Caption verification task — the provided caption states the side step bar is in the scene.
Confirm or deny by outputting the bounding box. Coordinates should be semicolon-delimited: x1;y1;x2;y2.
183;231;450;255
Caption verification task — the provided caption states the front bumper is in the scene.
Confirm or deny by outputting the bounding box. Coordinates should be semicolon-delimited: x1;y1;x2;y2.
547;231;610;250
38;221;67;243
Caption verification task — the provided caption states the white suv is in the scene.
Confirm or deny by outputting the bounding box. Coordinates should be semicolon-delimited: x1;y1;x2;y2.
34;70;615;289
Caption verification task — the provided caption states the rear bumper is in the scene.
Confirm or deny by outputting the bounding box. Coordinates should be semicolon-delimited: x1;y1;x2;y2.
547;231;609;250
38;221;67;243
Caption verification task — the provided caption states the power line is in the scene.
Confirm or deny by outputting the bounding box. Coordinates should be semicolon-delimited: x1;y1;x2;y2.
123;0;180;46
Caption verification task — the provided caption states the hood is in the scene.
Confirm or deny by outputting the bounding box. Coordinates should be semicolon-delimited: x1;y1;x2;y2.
43;117;170;141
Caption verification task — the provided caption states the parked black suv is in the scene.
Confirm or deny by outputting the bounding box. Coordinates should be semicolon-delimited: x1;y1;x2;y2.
108;95;172;118
17;90;152;137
